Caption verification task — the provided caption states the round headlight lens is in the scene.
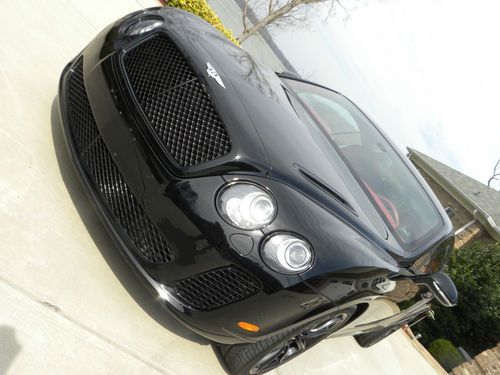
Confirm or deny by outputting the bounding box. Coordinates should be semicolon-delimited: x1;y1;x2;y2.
125;18;163;36
262;234;313;274
217;183;277;230
285;241;311;269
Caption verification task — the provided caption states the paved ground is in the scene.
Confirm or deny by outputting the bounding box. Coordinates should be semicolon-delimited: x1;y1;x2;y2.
0;0;442;374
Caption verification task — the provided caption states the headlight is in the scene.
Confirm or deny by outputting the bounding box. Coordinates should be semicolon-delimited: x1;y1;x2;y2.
217;182;277;230
261;234;313;274
125;16;163;36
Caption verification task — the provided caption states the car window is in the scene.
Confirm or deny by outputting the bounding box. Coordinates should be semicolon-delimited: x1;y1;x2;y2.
284;79;442;249
299;92;362;147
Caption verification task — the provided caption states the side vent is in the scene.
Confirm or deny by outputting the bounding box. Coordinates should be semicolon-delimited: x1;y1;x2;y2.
297;166;356;214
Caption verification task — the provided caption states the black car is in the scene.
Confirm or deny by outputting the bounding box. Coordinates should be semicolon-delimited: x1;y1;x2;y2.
56;6;458;375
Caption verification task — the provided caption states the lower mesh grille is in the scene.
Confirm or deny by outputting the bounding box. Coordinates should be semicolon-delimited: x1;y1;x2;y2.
175;267;260;310
66;58;175;264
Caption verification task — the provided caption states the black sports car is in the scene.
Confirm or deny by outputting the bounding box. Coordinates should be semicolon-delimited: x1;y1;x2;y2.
56;6;458;375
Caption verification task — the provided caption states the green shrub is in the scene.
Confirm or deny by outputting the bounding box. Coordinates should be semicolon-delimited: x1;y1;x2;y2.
415;241;500;355
428;339;463;371
163;0;239;45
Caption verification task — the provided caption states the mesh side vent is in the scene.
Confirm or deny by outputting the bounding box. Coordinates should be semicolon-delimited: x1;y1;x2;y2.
175;267;260;310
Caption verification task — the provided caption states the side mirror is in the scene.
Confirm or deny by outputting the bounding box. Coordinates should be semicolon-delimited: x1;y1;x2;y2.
412;272;458;307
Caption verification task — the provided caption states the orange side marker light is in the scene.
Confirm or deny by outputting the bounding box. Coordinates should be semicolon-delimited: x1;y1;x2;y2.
238;321;260;332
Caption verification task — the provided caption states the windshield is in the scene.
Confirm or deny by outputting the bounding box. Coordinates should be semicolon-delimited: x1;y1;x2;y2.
285;79;442;249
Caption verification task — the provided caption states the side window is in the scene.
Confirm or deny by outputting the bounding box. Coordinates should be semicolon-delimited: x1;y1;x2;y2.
299;93;361;147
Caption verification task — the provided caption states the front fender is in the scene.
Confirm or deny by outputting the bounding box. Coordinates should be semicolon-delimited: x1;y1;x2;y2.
224;175;400;305
259;178;399;275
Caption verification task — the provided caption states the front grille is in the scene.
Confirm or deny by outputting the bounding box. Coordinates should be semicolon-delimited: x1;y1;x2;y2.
123;33;231;167
122;33;197;102
175;267;260;310
66;58;175;264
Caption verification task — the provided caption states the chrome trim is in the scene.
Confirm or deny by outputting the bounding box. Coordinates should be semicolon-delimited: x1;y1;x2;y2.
433;280;452;307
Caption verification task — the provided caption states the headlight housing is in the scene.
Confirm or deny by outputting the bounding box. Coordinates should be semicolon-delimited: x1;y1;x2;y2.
216;182;277;230
124;15;163;36
261;234;313;274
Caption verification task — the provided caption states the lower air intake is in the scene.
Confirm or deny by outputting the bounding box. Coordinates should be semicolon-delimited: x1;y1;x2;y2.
66;57;175;264
175;267;260;310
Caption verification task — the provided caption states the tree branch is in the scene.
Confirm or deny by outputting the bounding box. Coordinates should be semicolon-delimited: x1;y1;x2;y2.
238;0;329;43
487;159;500;188
242;0;249;34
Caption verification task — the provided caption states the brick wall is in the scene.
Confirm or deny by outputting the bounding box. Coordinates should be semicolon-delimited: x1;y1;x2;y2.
413;167;492;249
386;279;419;303
454;223;491;249
451;343;500;375
414;166;473;230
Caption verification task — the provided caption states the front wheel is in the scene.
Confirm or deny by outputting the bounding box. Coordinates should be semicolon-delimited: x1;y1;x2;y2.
217;307;357;375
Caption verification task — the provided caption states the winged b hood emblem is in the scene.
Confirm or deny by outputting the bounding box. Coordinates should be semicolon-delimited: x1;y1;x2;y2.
206;62;225;89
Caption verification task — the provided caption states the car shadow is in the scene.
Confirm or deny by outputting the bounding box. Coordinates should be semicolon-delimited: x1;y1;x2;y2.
0;326;21;374
50;98;209;346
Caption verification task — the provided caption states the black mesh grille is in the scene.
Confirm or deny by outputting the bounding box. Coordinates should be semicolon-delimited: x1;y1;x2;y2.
66;58;175;264
175;267;260;310
123;33;231;167
123;33;197;102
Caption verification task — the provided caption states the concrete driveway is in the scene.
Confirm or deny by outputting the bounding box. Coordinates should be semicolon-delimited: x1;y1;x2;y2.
0;0;443;374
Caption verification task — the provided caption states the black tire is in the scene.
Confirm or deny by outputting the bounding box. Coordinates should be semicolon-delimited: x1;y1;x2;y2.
354;324;401;348
216;307;357;375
